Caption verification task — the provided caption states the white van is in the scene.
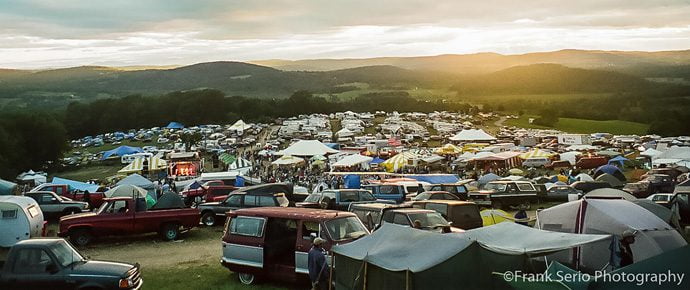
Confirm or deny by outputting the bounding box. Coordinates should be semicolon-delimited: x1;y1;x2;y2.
120;152;153;164
0;196;45;247
523;157;551;168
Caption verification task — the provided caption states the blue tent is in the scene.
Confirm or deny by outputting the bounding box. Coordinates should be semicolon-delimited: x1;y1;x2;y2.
403;174;460;184
166;122;184;129
324;143;340;150
51;177;100;192
607;156;629;166
235;176;245;187
370;157;386;164
344;175;361;189
101;145;143;160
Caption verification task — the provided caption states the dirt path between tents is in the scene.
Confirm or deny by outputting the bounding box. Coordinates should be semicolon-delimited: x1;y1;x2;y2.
493;116;507;128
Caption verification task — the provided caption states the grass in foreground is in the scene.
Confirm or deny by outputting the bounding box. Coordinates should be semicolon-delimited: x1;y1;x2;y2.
142;261;290;290
504;115;649;135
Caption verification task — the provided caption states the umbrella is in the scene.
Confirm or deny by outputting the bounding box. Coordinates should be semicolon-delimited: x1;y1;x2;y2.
480;209;514;226
272;155;305;166
508;168;524;176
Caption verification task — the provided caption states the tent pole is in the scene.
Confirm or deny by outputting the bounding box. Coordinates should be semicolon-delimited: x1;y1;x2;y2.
406;269;410;290
328;254;334;290
363;262;368;290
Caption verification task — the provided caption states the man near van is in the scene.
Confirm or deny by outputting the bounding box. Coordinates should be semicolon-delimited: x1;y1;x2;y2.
308;237;329;290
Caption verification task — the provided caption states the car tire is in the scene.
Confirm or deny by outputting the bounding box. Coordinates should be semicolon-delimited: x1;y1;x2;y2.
201;212;216;227
238;273;256;285
71;229;92;247
160;223;180;241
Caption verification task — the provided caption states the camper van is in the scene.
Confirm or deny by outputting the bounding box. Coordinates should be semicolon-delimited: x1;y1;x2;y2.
0;196;45;247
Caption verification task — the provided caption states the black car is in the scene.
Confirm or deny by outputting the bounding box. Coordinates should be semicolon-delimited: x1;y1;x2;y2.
0;238;141;290
545;185;583;201
198;192;290;226
296;189;385;210
427;183;471;200
469;181;539;209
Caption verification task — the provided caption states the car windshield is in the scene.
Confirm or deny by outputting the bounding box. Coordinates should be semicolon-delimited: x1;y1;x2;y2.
304;193;322;203
325;217;369;241
51;240;86;267
413;192;432;200
408;212;449;228
484;183;506;192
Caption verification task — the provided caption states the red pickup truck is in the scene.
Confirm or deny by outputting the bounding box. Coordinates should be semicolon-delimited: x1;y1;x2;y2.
180;180;237;205
31;183;106;208
58;197;200;246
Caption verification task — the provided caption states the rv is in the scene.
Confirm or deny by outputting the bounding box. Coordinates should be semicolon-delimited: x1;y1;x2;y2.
0;196;45;247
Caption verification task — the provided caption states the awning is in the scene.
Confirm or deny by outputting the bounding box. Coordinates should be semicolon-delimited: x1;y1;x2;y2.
118;156;167;174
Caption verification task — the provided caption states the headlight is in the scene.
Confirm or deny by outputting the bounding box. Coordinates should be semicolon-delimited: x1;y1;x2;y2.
119;278;133;288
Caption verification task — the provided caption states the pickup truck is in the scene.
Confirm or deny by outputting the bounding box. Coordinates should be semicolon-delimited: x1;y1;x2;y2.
58;197;200;246
25;191;90;218
361;183;407;203
180;180;225;206
31;183;106;208
0;238;142;290
469;181;539;209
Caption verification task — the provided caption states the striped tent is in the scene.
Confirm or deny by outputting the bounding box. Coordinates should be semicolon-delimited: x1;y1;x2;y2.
229;157;252;170
218;153;236;165
380;151;418;172
118;156;167;174
435;143;462;155
519;148;554;159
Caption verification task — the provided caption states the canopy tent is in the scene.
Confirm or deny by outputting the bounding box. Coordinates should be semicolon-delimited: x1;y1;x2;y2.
387;138;402;146
435;143;462;155
165;121;184;129
101;145;144;160
16;170;47;185
336;128;355;137
584;188;635;201
420;155;444;164
228;120;249;131
380;151;418;172
271;155;305;166
449;129;496;142
0;178;17;195
218;153;236;165
51;177;100;193
537;199;687;271
519;148;554;159
118;156;167;174
310;155;327;161
559;151;582;165
333;223;609;290
594;173;625;188
472;151;523;170
228;157;252;170
332;154;373;168
593;164;626;182
115;174;154;190
276;140;339;156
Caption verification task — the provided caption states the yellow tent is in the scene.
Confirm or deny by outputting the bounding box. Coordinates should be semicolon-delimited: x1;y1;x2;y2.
480;209;514;226
519;148;554;159
380;151;418;172
118;156;167;174
435;143;462;155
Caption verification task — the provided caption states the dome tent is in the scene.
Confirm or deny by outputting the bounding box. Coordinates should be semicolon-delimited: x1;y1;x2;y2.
104;184;155;209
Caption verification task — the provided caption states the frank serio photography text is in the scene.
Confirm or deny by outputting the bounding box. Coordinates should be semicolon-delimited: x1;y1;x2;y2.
504;270;686;286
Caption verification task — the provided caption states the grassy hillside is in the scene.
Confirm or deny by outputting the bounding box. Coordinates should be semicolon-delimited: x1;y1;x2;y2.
505;115;650;135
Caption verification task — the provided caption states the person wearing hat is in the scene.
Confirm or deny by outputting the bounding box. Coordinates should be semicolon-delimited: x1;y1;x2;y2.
620;229;637;267
308;237;329;290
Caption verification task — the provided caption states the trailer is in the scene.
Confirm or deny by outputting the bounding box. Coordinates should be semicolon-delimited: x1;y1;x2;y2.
0;196;44;247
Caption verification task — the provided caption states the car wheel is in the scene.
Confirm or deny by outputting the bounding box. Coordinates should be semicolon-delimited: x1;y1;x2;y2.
201;212;216;226
238;273;255;285
160;223;180;241
71;229;92;247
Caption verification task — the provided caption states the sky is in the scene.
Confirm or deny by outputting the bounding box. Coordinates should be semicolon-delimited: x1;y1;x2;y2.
1;0;689;69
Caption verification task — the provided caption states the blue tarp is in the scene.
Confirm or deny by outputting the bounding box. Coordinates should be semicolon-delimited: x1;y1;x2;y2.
324;143;340;150
51;177;100;192
0;178;17;195
235;176;245;187
370;157;386;164
101;145;144;160
166;122;184;129
607;156;629;166
402;174;459;184
344;174;361;189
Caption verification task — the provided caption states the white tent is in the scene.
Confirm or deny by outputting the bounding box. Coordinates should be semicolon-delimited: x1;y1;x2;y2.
640;148;663;160
229;120;249;131
559;151;582;165
575;173;594;182
276;140;339;156
656;146;690;161
537;199;687;271
336;128;354;138
449;129;496;142
271;155;305;165
332;154;373;168
16;170;47;185
104;184;148;198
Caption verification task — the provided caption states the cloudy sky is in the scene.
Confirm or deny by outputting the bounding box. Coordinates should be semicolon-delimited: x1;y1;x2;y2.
1;0;689;68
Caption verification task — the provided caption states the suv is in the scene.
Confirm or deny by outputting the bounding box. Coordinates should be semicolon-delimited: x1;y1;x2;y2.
198;192;289;226
296;189;383;210
411;200;482;230
25;191;89;219
380;208;460;233
221;207;368;285
470;181;539;209
427;183;470;200
361;183;406;203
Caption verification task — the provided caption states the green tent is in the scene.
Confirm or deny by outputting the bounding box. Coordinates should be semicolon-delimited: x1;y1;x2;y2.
0;178;17;195
332;223;610;290
218;153;236;165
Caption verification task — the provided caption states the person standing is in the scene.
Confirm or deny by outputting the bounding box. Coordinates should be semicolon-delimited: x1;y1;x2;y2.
308;237;330;290
620;230;637;267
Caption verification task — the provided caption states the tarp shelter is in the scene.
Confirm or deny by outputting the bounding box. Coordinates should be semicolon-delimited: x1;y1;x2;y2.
332;223;609;290
380;151;418;172
166;122;184;129
593;165;626;182
0;178;17;195
639;148;663;160
116;174;154;190
596;150;621;157
51;177;100;193
101;145;144;160
519;148;554;159
118;156;167;174
344;175;361;189
277;140;339;156
584;188;635;201
595;173;625;188
151;191;185;209
449;129;496;142
332;154;373;168
537;199;687;271
271;155;305;166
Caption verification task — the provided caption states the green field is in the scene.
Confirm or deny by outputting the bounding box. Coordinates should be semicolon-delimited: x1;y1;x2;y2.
505;115;649;135
457;93;611;104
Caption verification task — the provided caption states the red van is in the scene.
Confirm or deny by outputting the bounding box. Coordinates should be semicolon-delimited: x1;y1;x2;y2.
220;207;369;285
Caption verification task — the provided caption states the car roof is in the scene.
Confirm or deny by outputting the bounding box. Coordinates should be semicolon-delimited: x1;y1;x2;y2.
350;202;398;209
230;207;355;220
16;238;64;246
26;191;55;195
389;208;435;214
